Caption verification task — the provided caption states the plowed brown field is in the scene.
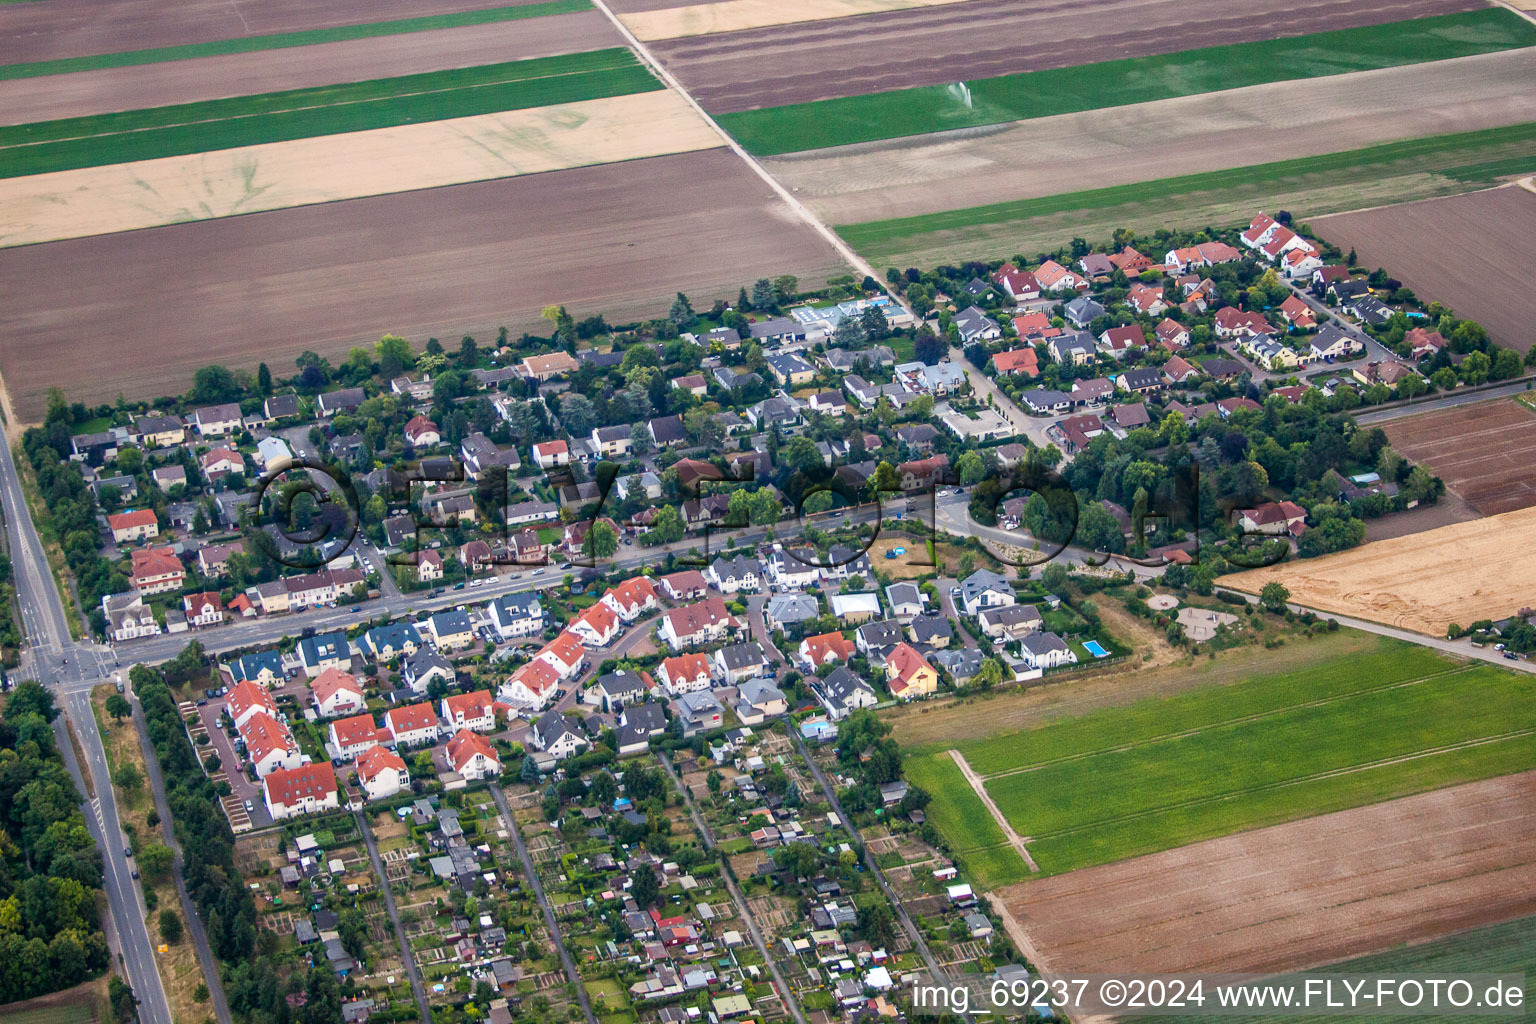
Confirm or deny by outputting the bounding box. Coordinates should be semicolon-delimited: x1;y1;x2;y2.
1001;771;1536;975
1382;397;1536;515
0;149;847;421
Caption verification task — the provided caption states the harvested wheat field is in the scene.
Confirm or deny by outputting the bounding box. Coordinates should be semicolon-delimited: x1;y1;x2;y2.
0;9;619;125
1224;504;1536;635
0;90;722;247
619;0;970;41
1001;771;1536;977
652;0;1485;112
0;149;847;420
767;48;1536;228
1315;185;1536;353
1381;398;1536;515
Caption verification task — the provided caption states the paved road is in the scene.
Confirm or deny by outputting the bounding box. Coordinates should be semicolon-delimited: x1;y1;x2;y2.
1354;377;1536;425
488;783;597;1024
655;752;807;1024
0;425;176;1024
355;809;432;1023
949;345;1052;447
790;731;970;1017
128;674;233;1024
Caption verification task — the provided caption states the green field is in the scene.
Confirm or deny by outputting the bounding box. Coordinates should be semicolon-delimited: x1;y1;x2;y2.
0;0;591;81
0;47;657;177
903;751;1027;890
912;639;1536;879
719;9;1536;156
1136;915;1536;1024
837;121;1536;265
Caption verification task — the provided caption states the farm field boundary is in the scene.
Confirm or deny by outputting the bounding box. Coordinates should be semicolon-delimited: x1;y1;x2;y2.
1001;772;1536;977
836;121;1536;265
902;750;1028;890
619;0;970;41
718;8;1536;154
1225;503;1536;635
0;89;723;246
0;0;592;80
0;48;658;177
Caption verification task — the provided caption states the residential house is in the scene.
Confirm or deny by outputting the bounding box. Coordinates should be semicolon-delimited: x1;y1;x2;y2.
658;570;708;602
855;619;904;656
1237;500;1308;537
520;351;580;381
1049;331;1097;365
954;306;1002;344
569;602;622;647
1098;324;1145;358
427;609;476;650
1125;283;1167;316
298;630;351;676
1155;318;1191;350
819;666;879;720
734;679;787;724
1117;366;1164;395
330;713;387;762
499;659;560;710
1021;388;1073;415
583;669;652;711
1310;324;1362;361
829;592;881;624
228;649;284;687
885;643;940;700
659;596;737;649
798;632;855;671
766;352;817;388
708;555;762;595
657;653;714;695
672;691;724;738
532;440;570;469
1020;632;1077;670
993;264;1041;301
182;591;225;628
530;712;587;760
360;622;422;661
385;703;441;748
130;546;184;595
602;577;661;623
441;690;496;733
1035;260;1088;294
240;712;303;778
356;745;409;801
958;569;1014;616
714;642;771;685
992;348;1039;377
265;764;340;821
1277;294;1317;328
133;414;185;447
403;647;454;694
979;603;1043;641
885;582;925;622
1063;296;1104;328
227;679;279;730
908;614;953;648
591;425;633;459
488;592;544;639
535;632;587;679
108;508;160;545
446;729;502;779
311;668;366;719
1162;355;1203;385
764;593;819;633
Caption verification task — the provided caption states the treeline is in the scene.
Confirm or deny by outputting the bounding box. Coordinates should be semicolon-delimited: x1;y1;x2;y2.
24;395;129;635
131;663;256;962
0;682;110;1002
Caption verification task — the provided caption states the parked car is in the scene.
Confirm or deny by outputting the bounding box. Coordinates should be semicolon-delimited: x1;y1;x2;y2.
1505;651;1520;660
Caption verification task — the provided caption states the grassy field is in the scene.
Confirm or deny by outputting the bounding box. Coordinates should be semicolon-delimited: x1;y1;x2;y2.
974;645;1536;875
903;752;1028;889
0;0;591;81
0;48;657;177
719;9;1536;155
838;121;1536;265
1136;915;1536;1024
908;637;1536;878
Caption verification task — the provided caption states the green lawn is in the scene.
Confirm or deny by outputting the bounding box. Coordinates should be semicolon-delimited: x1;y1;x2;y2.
0;47;657;177
904;750;1029;889
0;0;591;81
974;646;1536;874
720;9;1536;155
838;121;1536;264
1136;915;1536;1024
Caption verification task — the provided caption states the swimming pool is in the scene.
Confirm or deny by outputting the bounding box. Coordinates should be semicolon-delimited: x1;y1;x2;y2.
1082;640;1109;657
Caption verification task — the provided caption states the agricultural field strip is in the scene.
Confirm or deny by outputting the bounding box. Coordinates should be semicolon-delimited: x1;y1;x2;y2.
1012;726;1536;843
619;0;971;41
836;121;1536;257
0;48;657;177
0;0;592;80
719;8;1536;154
976;665;1473;780
984;663;1535;838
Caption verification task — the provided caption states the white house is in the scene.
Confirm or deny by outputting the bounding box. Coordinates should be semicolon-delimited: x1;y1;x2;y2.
226;680;278;731
310;668;366;719
958;570;1014;617
240;713;304;778
601;577;661;623
356;745;409;801
1019;632;1077;670
531;711;588;760
441;690;496;733
264;764;340;821
329;713;384;762
447;729;502;780
708;555;762;595
385;703;441;748
488;592;545;639
657;653;714;695
768;550;821;590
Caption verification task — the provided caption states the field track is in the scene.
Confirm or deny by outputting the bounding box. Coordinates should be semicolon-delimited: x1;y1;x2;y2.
1381;397;1536;514
1000;771;1536;975
1315;185;1536;354
0;0;565;66
0;10;619;125
770;49;1536;229
661;0;1486;112
0;149;848;421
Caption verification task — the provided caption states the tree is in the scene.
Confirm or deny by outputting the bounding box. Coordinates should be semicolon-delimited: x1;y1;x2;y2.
649;504;685;544
954;450;985;486
111;763;143;796
1459;350;1491;385
105;693;132;721
256;362;273;396
109;975;137;1024
158;909;182;944
6;680;58;722
583;520;619;560
1492;348;1522;381
630;865;660;909
137;843;173;880
669;292;697;329
748;489;782;527
1259;582;1290;613
773;841;819;878
913;328;945;366
1041;562;1069;593
974;657;1004;688
751;278;777;311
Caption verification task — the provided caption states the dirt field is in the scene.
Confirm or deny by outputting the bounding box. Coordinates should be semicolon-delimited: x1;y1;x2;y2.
1314;185;1536;353
1363;490;1480;541
0;10;618;125
765;48;1536;227
0;0;560;65
1000;771;1536;975
0;90;722;247
619;0;971;41
1381;398;1536;515
1224;504;1536;635
650;0;1484;112
0;148;847;420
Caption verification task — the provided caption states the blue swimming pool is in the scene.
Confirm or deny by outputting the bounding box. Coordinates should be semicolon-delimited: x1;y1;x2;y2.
1082;640;1109;657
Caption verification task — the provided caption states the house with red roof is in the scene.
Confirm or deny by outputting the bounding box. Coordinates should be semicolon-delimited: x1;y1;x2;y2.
536;631;587;679
498;658;561;709
200;448;245;480
658;570;709;602
797;632;856;670
403;415;441;447
1237;500;1308;537
356;745;409;801
264;763;339;820
885;643;939;700
226;680;278;731
240;712;303;778
329;713;386;761
659;596;737;649
991;348;1039;377
1033;260;1088;294
569;601;622;647
182;591;225;628
441;690;495;733
1097;324;1145;358
130;546;184;595
1213;307;1275;338
657;653;714;695
1155;318;1190;350
532;439;570;470
385;702;440;748
1125;283;1167;315
1162;355;1203;385
1011;311;1060;341
108;508;160;545
311;667;366;719
446;729;501;780
1277;294;1316;329
601;577;661;623
992;264;1041;301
